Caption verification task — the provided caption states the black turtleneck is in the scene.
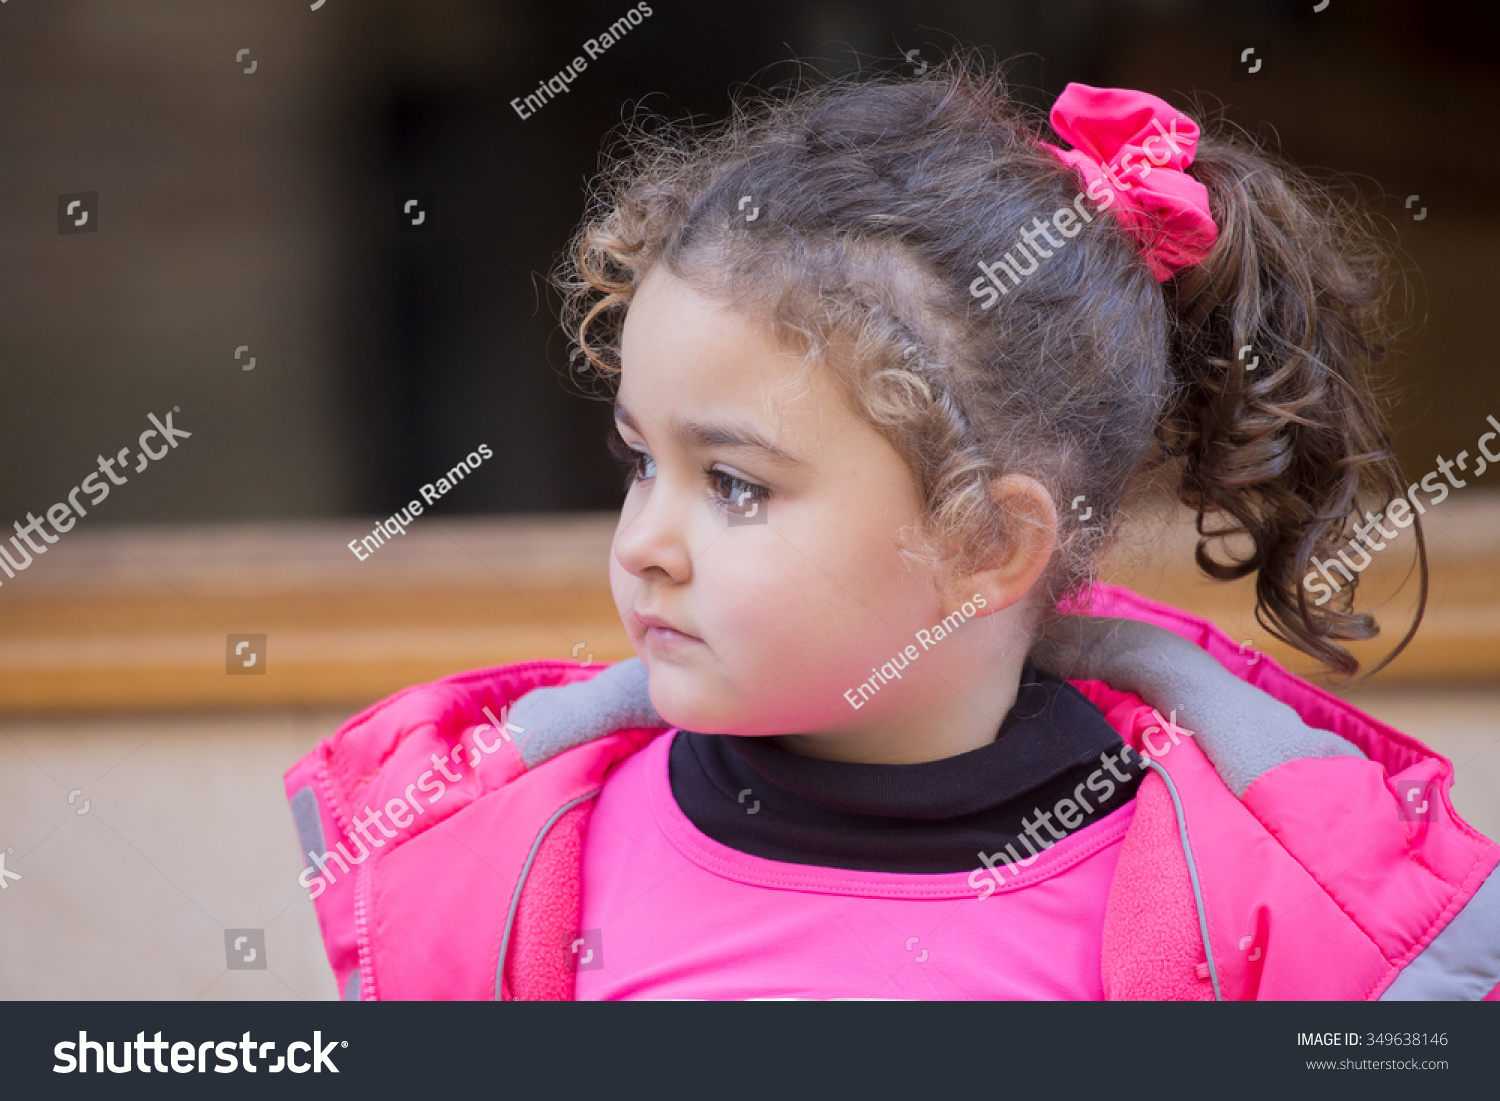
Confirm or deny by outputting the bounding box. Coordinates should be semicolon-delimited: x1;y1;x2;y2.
668;660;1145;873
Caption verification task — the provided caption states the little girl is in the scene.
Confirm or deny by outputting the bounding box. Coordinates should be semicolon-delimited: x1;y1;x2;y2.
286;57;1499;1001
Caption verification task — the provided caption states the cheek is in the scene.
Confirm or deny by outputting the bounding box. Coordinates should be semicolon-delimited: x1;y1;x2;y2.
607;544;630;611
696;523;926;684
687;539;783;655
608;530;646;651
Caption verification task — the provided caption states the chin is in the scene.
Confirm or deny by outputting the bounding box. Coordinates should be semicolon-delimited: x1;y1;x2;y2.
644;666;745;735
645;665;829;738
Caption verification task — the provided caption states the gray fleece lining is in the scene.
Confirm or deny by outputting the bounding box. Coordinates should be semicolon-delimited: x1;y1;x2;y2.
509;625;1364;796
1380;866;1500;1000
510;658;664;770
1030;616;1364;798
343;970;361;1002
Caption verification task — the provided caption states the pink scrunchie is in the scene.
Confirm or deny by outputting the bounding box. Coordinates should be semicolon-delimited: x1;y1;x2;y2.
1040;82;1218;280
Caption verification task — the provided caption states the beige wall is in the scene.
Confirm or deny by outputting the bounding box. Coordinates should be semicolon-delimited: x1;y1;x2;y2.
2;689;1496;999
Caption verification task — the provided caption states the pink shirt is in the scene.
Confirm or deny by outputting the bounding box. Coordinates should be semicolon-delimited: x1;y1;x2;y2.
576;731;1135;1000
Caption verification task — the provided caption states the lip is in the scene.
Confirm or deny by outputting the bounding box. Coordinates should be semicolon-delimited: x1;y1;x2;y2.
634;610;705;649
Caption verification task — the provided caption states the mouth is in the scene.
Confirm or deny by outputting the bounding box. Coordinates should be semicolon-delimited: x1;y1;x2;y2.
633;610;705;650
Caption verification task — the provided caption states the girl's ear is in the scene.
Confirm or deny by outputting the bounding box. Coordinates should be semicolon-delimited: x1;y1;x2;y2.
961;473;1059;615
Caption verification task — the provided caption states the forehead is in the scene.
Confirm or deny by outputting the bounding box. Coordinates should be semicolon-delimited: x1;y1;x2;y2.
617;266;826;428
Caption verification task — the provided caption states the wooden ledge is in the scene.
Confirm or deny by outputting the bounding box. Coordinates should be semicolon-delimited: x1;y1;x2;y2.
1;496;1497;713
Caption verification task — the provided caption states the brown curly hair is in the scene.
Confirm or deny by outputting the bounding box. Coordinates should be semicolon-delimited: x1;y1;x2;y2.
555;51;1426;678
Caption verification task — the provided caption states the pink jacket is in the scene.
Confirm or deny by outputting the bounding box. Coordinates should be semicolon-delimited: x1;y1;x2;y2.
284;585;1500;1000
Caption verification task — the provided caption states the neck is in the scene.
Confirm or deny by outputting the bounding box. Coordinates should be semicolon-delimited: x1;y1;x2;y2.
773;639;1032;764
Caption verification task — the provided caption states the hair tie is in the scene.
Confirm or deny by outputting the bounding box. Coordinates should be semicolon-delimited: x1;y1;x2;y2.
1040;82;1218;280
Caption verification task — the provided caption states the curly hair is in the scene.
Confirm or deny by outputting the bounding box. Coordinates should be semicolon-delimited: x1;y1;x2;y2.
554;51;1426;678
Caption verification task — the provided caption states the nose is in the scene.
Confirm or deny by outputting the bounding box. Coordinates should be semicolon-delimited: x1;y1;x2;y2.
612;481;693;583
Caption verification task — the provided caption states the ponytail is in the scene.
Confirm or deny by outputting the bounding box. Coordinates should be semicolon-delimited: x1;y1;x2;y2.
557;59;1428;677
1158;129;1427;677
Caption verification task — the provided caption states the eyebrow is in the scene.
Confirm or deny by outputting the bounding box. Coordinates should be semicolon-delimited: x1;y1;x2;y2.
614;403;805;467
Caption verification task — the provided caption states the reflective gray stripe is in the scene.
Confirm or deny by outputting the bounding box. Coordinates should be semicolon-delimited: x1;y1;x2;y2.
1381;865;1500;1000
295;784;360;1000
290;785;325;863
1145;757;1222;1002
493;792;599;1001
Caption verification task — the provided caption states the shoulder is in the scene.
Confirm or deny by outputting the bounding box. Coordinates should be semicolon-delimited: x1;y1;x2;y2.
284;657;667;1000
1043;584;1500;1001
289;657;663;818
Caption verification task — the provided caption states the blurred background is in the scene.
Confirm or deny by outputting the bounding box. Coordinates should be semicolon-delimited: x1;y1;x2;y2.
1;0;1496;999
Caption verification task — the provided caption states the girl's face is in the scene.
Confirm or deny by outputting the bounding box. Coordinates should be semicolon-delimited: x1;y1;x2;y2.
609;267;997;751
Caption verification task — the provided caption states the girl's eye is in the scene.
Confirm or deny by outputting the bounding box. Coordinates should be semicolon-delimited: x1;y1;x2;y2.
709;468;770;514
608;429;654;488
